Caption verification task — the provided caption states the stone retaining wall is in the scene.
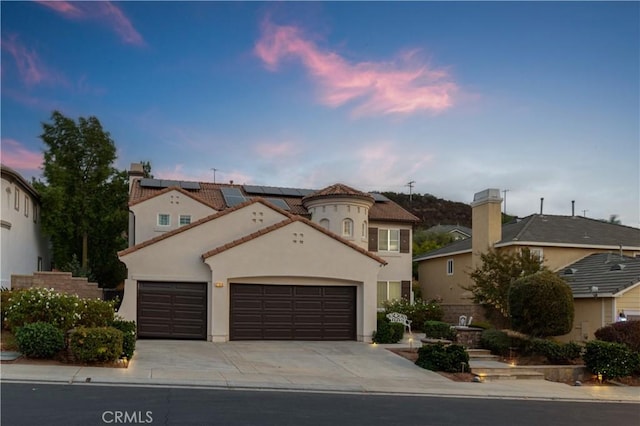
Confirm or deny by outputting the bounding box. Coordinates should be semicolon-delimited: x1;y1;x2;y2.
11;272;102;299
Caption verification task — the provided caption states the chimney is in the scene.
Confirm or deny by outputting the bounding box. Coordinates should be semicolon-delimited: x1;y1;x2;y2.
471;188;503;269
128;163;145;191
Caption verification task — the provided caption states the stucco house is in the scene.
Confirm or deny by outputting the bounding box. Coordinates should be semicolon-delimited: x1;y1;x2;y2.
117;164;418;342
0;164;51;288
414;188;640;338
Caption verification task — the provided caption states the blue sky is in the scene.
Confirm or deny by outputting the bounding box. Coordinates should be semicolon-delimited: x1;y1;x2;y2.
2;1;638;226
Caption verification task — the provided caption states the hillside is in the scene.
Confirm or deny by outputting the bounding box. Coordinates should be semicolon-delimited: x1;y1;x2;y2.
381;192;472;230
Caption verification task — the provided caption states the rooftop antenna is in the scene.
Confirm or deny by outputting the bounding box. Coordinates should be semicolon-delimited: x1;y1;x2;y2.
502;189;510;215
211;168;218;184
406;180;415;201
582;209;589;218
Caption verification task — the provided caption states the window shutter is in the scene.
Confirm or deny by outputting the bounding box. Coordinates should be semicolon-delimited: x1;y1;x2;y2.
368;227;378;251
401;280;411;300
400;229;410;253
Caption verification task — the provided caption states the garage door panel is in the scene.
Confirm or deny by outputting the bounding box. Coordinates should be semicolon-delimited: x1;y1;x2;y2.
138;282;207;340
230;284;355;341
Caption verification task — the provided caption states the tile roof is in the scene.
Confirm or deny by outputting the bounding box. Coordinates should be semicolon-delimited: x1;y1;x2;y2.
201;215;387;265
559;253;640;297
414;214;640;261
426;224;472;237
128;179;417;223
302;183;374;203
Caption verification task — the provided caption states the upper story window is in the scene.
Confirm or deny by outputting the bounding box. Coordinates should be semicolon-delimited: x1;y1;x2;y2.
342;218;353;237
158;213;171;226
447;259;454;275
319;218;330;230
14;188;20;211
378;228;400;252
362;221;367;239
24;195;29;217
179;215;191;226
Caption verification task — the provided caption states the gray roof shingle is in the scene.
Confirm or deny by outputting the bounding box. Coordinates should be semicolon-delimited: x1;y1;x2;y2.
559;253;640;297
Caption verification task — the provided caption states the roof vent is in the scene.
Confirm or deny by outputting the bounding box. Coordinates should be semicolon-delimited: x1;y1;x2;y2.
610;264;626;271
564;268;578;275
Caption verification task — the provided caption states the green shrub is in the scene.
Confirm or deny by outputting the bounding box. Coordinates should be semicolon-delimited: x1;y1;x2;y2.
594;321;640;353
583;340;639;380
69;327;123;363
111;319;137;358
509;271;574;337
79;298;116;327
423;321;456;340
4;288;80;332
383;298;443;331
1;289;21;329
468;320;492;330
530;338;582;364
480;329;511;356
415;343;469;372
15;322;65;358
372;318;405;344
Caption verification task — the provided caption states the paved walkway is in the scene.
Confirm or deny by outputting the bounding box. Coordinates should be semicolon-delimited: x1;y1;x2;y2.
1;340;638;403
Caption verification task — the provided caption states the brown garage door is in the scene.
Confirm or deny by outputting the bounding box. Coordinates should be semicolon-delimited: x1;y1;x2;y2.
137;282;207;340
230;284;356;341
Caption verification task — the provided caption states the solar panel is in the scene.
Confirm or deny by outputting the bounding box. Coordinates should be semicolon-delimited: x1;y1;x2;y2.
243;185;265;194
140;178;163;188
161;180;180;188
180;181;201;190
265;198;291;211
370;192;390;202
279;187;301;197
298;189;316;196
220;187;247;207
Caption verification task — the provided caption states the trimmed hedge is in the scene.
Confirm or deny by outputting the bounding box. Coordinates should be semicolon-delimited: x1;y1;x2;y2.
509;271;574;337
69;327;124;363
480;329;512;356
529;338;582;364
594;321;640;353
383;298;443;331
423;321;456;340
15;322;65;358
583;340;640;380
415;343;469;373
111;319;137;359
372;317;404;344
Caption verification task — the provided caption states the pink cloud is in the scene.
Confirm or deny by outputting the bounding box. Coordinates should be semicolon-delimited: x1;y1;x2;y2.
0;35;61;86
255;20;457;116
37;1;145;46
0;139;43;171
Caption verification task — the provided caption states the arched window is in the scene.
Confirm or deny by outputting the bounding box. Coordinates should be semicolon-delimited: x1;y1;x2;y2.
362;221;368;239
342;218;354;237
319;218;330;230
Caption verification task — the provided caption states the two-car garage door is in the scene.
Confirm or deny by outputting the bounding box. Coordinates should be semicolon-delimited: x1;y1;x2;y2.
230;284;356;341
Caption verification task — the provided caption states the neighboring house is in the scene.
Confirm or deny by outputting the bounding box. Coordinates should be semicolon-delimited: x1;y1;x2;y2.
426;224;472;241
118;164;418;342
0;164;51;288
559;253;640;341
414;188;640;337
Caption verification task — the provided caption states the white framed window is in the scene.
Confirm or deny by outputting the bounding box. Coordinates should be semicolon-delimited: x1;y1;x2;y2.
14;188;20;211
362;221;367;239
377;281;402;309
342;218;353;237
447;259;454;275
319;218;330;230
24;195;29;217
158;213;170;226
179;215;191;226
530;248;544;261
378;228;400;252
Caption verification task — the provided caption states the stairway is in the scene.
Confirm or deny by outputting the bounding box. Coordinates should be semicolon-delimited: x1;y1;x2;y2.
467;349;545;381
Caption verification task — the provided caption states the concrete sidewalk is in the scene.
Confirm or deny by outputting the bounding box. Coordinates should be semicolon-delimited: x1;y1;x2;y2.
1;340;638;403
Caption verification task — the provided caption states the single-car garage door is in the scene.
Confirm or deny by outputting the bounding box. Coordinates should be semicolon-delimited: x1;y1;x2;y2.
137;282;207;339
230;284;356;340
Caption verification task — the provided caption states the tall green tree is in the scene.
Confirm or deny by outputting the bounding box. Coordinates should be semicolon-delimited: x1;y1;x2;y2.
464;248;547;326
35;111;128;288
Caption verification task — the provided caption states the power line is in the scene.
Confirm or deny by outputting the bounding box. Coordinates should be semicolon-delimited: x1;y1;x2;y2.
406;180;415;201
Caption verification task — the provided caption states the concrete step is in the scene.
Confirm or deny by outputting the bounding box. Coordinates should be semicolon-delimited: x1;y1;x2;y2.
466;349;500;361
471;367;545;381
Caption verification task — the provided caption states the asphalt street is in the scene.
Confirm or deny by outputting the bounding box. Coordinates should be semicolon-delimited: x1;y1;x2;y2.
1;383;638;426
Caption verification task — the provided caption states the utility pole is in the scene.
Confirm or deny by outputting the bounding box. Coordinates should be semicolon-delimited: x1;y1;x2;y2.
211;168;218;184
406;180;415;201
502;189;510;215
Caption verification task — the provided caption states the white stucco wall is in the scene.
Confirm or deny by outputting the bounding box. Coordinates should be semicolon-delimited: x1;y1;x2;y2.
1;170;50;288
